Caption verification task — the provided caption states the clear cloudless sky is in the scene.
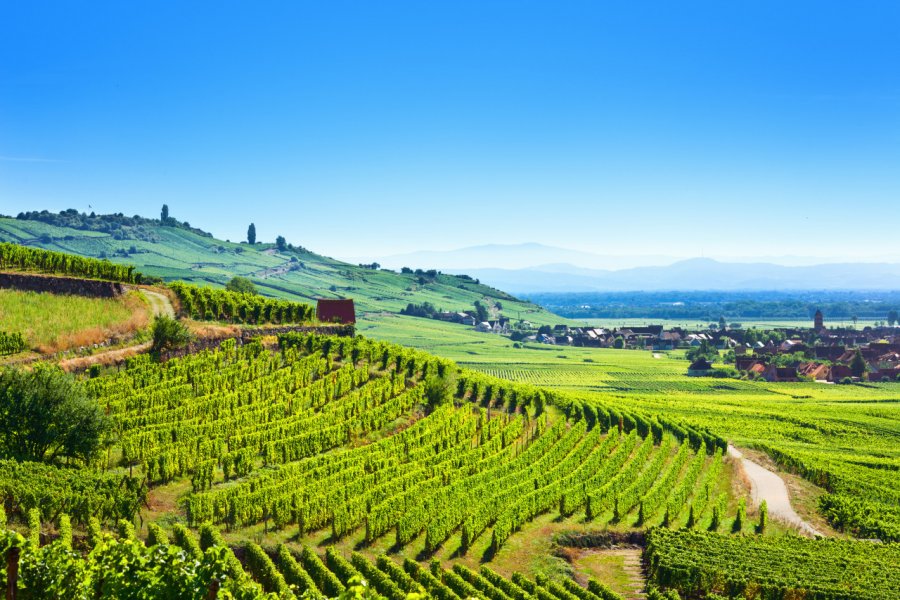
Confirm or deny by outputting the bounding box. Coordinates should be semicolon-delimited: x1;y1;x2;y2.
1;1;899;262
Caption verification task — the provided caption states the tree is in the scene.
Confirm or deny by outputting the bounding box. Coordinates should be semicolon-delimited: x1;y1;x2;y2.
888;310;898;327
851;315;859;329
850;348;868;378
718;316;727;331
474;301;489;322
160;204;169;223
225;276;257;295
422;372;456;412
686;340;719;363
613;336;625;349
275;235;287;251
247;223;256;245
150;315;192;356
0;365;109;463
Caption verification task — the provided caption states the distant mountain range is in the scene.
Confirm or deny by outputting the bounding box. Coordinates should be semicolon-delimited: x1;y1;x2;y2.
369;243;681;271
455;258;900;293
360;243;900;292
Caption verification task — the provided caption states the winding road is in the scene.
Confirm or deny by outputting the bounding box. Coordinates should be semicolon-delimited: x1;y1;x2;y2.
728;445;824;537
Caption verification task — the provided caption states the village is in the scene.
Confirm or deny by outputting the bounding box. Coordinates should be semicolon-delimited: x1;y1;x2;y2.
439;307;900;383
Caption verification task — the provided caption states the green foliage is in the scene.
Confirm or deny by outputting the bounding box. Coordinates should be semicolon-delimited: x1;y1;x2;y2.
850;348;868;378
247;223;256;245
422;372;455;411
0;365;109;463
0;241;141;282
226;276;258;295
0;331;26;355
150;314;192;356
4;524;267;599
27;507;41;546
146;523;169;546
474;300;489;322
170;280;313;324
757;500;768;534
645;528;900;599
58;514;72;550
685;340;718;363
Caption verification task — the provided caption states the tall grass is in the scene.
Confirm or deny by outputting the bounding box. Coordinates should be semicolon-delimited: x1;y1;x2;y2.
0;289;150;353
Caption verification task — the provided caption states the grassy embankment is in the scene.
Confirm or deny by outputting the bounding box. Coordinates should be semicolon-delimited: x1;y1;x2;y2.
0;288;151;355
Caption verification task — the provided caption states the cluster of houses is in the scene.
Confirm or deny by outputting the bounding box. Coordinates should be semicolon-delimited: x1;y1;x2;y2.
696;311;900;382
731;339;900;382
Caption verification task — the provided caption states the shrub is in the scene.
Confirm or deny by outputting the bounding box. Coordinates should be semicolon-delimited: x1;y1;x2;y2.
150;315;192;356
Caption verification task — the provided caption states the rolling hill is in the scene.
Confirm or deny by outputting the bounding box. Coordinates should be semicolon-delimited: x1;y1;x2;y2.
0;211;561;325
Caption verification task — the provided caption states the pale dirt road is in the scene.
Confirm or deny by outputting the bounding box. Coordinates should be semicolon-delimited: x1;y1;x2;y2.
136;288;175;318
728;445;824;537
58;288;174;371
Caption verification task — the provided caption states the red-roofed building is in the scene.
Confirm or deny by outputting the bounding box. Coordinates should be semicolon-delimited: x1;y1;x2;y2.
317;298;356;324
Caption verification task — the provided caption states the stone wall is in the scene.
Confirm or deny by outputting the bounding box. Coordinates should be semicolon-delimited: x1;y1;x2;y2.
0;272;124;298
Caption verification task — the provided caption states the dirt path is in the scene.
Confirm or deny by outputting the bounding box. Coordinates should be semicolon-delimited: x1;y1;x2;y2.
136;288;175;318
58;288;174;371
728;445;824;537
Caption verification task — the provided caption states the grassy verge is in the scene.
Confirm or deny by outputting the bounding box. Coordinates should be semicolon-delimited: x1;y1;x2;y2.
0;289;151;354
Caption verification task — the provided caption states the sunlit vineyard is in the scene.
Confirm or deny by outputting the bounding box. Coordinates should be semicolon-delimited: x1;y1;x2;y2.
363;314;900;543
645;528;900;599
53;333;724;559
2;514;631;600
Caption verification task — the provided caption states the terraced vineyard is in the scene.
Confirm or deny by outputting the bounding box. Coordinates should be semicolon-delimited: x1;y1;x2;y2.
57;334;723;557
363;314;900;544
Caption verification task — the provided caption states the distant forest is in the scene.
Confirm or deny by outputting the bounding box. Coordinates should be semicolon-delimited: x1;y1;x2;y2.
527;290;900;322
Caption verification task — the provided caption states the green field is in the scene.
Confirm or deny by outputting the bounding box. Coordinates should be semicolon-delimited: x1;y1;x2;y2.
0;288;150;354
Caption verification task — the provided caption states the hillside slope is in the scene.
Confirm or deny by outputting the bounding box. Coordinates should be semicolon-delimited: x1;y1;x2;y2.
0;212;561;325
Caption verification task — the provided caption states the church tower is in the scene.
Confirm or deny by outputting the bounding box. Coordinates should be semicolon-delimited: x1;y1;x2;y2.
814;309;824;331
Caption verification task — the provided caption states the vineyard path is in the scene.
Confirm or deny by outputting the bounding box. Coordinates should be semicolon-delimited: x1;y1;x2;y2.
136;288;176;318
58;288;175;371
728;445;824;537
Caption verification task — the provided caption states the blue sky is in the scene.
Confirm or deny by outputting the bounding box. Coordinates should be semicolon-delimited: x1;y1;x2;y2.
1;1;899;263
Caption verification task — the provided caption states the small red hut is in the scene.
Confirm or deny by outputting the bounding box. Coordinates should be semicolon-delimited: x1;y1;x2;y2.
316;298;356;324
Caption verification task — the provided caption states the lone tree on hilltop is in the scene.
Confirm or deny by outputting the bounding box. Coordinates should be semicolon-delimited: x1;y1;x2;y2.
0;365;109;464
276;235;287;251
247;223;256;245
161;204;169;223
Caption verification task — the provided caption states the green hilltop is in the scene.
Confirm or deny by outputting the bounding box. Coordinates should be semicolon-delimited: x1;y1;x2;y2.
0;210;560;325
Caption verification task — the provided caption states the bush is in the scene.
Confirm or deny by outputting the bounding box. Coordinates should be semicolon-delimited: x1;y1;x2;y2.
150;315;192;355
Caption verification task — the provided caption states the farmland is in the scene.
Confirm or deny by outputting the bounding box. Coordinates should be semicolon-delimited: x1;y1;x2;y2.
361;313;900;543
1;242;899;598
0;216;561;325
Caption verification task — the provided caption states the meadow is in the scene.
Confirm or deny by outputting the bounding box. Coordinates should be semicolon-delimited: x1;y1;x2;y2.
0;288;151;354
